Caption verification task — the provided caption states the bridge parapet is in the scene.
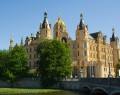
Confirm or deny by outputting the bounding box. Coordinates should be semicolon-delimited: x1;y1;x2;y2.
80;78;120;86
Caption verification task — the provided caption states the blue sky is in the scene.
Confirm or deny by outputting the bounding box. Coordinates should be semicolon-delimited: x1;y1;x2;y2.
0;0;120;49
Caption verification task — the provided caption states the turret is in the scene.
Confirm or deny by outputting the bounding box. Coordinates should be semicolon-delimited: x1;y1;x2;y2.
36;31;40;39
54;15;66;40
110;27;119;48
25;36;31;45
30;33;35;41
20;37;24;46
110;27;119;67
76;13;88;40
40;12;52;40
75;13;89;75
9;37;14;50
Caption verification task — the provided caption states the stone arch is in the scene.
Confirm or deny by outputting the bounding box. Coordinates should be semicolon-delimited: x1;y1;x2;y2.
80;85;91;95
81;85;91;90
91;87;108;95
111;90;120;95
61;37;67;43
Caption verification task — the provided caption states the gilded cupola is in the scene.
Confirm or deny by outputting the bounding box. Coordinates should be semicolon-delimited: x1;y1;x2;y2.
54;15;66;32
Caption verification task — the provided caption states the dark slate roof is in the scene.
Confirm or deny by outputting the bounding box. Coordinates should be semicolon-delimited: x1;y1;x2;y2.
110;32;116;41
90;32;100;39
79;19;84;30
42;12;50;28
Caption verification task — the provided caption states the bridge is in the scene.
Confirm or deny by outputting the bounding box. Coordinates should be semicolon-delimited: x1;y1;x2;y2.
61;78;120;95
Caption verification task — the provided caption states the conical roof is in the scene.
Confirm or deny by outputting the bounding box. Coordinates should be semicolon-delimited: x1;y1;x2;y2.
79;13;85;30
42;12;50;28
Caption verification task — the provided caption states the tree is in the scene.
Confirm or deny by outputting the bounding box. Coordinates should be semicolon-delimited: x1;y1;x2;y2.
37;40;72;87
2;44;29;87
0;50;10;78
115;59;120;77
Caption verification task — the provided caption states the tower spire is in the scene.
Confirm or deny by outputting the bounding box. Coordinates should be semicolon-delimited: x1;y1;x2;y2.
20;37;24;46
111;27;116;41
58;13;61;20
41;11;50;28
79;13;85;30
44;11;47;18
80;13;83;20
9;36;14;50
112;27;115;33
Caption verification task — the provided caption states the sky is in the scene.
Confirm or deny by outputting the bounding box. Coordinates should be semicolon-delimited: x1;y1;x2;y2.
0;0;120;49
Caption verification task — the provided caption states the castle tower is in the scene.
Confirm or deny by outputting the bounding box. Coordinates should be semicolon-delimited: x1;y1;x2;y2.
40;12;52;40
75;13;89;77
110;27;119;66
9;37;14;50
53;15;71;44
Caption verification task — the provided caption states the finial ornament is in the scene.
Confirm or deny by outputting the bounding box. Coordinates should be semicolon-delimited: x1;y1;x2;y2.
80;13;83;20
44;11;47;18
58;13;61;20
112;27;115;33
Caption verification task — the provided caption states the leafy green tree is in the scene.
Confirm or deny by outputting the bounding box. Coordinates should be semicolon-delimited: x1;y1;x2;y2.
37;40;72;87
2;44;29;87
0;50;10;78
115;59;120;77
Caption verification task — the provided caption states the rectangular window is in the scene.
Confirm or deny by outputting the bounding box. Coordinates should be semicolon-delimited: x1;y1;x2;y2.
84;42;87;48
72;44;75;49
30;48;32;52
78;51;79;56
84;50;87;56
78;43;79;48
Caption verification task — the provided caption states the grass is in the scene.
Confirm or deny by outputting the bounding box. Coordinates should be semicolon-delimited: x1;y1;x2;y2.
0;88;62;95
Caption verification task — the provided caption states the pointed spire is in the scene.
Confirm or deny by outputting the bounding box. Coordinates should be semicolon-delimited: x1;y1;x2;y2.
80;13;83;20
79;13;85;30
42;11;50;28
112;27;115;33
9;36;14;50
20;37;24;46
44;11;47;18
58;13;61;20
111;27;116;41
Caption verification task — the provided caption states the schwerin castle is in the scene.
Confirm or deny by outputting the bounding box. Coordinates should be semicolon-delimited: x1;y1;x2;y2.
9;12;120;78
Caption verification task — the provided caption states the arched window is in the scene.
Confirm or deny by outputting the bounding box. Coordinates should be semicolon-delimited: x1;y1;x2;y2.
61;37;67;43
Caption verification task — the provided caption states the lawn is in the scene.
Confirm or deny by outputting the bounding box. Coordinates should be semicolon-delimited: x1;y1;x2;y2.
0;88;62;95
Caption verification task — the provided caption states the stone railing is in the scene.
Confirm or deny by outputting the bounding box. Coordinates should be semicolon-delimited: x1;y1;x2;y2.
79;78;120;86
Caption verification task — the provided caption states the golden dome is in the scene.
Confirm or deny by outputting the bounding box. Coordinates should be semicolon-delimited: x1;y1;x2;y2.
54;16;66;28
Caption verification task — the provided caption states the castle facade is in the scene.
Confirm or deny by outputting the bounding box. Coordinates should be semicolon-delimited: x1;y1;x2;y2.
10;12;120;78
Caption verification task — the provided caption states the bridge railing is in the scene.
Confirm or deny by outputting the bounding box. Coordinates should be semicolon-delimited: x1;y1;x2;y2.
79;78;120;86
